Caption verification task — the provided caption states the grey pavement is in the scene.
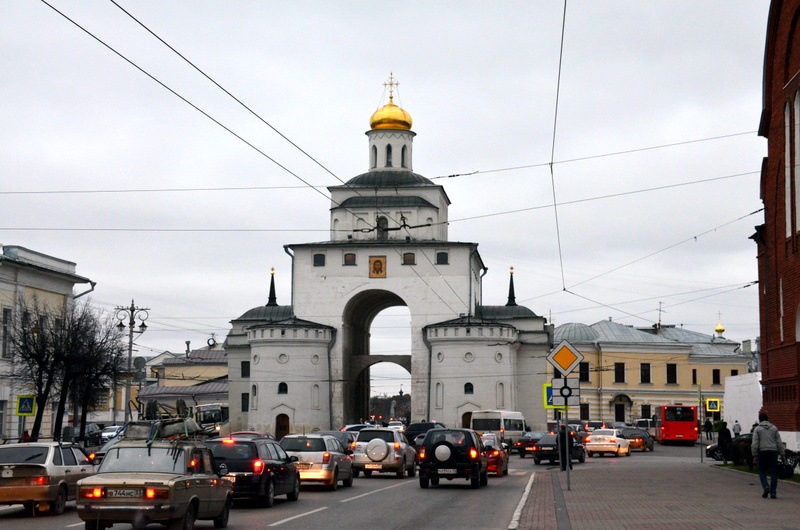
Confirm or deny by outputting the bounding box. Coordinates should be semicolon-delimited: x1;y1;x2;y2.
514;452;799;529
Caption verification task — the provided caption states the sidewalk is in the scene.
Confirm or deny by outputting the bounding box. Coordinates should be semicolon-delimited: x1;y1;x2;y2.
513;454;799;529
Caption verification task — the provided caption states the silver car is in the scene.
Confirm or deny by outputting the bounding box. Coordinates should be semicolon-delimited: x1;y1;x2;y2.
351;428;416;478
0;442;97;514
280;434;354;490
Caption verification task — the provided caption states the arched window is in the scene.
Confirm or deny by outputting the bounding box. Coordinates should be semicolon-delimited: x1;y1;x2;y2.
401;145;407;168
377;216;389;240
435;381;444;408
402;252;415;265
496;382;505;408
386;144;393;167
251;384;258;409
311;384;320;409
464;382;474;395
343;253;356;265
371;145;377;168
278;382;288;394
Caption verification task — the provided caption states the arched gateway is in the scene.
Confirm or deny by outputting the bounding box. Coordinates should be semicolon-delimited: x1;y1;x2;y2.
225;79;553;436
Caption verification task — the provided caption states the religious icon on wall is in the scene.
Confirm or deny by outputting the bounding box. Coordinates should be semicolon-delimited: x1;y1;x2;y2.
369;256;387;278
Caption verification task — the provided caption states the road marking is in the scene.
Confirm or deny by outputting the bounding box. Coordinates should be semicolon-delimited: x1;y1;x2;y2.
508;471;535;530
267;506;328;526
65;523;85;528
339;480;413;503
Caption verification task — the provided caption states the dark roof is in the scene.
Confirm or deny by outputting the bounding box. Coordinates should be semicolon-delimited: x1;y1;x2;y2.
335;195;437;210
341;170;435;188
138;379;228;400
476;305;539;319
162;350;226;365
236;304;294;322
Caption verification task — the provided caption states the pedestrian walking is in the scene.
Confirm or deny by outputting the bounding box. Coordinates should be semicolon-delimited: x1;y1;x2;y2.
751;412;785;499
717;421;732;465
704;418;713;441
19;430;31;442
557;424;574;471
732;420;742;436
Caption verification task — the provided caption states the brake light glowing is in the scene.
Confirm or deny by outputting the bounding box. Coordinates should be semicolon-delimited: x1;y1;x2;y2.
492;450;500;456
418;448;426;460
222;438;236;445
608;438;616;443
146;487;169;500
87;453;96;460
80;487;106;499
29;475;50;486
394;442;401;451
253;460;265;475
322;452;331;464
469;447;479;459
189;459;198;468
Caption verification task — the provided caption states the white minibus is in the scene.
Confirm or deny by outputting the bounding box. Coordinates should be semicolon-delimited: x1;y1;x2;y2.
470;410;527;448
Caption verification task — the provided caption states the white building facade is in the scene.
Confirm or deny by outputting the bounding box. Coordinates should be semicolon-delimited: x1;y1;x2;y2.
226;89;553;438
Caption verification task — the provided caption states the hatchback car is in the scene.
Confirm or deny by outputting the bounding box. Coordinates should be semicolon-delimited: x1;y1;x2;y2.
352;428;416;478
585;429;631;457
514;431;547;458
530;433;586;465
0;442;97;515
280;434;354;490
621;428;654;452
77;439;231;530
480;433;508;476
206;436;301;507
417;428;488;489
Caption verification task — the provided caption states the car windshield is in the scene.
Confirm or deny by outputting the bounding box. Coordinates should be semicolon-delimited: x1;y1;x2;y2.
99;446;187;473
280;437;326;452
0;446;49;464
358;431;394;443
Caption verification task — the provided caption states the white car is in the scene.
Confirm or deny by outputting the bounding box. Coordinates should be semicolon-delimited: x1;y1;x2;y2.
387;421;405;432
279;434;354;490
585;429;631;457
99;425;123;443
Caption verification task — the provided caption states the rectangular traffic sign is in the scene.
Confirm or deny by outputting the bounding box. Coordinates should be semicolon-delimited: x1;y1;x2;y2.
17;395;35;416
551;378;581;407
542;384;565;410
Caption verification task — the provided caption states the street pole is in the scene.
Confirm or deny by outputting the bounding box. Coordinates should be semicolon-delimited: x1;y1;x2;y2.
116;300;149;423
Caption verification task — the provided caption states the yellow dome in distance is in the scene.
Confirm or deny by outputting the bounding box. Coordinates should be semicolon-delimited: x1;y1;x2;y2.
369;73;413;131
715;321;725;335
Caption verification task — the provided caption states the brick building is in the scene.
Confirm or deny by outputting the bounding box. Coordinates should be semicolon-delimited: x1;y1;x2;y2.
753;0;800;444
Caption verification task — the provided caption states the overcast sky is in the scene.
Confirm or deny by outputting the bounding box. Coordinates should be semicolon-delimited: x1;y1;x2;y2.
2;2;769;396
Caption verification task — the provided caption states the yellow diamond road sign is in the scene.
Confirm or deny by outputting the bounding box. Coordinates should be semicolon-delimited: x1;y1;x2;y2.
547;340;584;377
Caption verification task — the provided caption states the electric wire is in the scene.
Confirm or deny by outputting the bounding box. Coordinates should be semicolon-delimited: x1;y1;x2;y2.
548;0;568;290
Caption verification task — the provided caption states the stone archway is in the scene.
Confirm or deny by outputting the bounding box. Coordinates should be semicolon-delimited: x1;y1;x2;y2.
341;290;411;423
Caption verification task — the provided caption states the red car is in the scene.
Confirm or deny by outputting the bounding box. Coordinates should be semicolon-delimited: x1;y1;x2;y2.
481;434;508;476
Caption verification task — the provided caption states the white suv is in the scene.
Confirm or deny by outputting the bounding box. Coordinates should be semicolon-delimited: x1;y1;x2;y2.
352;428;416;478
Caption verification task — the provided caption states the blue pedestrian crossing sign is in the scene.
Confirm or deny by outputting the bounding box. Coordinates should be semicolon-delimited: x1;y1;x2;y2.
17;395;35;416
705;398;720;412
542;384;565;410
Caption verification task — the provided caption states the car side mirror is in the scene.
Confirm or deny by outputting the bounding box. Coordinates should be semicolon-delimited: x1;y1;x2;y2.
288;455;299;463
217;463;228;477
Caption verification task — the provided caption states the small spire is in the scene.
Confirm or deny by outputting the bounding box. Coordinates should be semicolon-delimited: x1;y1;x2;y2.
506;266;517;307
384;72;399;104
267;267;277;307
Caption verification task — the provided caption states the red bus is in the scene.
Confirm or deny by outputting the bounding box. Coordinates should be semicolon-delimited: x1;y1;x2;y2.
655;405;698;444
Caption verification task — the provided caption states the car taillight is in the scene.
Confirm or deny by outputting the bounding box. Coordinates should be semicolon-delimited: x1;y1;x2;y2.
80;487;106;499
418;448;426;460
492;450;500;457
222;439;235;445
146;487;169;500
469;447;479;459
322;452;331;464
350;441;356;450
393;442;401;451
608;438;616;443
253;459;265;475
29;475;50;486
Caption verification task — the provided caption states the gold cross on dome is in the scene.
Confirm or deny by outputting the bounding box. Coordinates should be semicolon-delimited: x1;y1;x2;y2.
384;72;399;102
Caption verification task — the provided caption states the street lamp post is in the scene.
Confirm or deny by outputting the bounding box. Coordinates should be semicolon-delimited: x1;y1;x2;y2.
116;300;149;423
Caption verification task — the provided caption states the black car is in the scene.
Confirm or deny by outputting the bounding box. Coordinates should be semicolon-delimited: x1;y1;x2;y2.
405;422;446;448
706;433;753;465
206;436;301;507
417;428;488;489
514;431;548;458
621;428;655;451
530;433;586;465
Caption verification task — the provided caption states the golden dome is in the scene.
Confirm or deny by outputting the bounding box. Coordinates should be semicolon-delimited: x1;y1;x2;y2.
715;321;726;335
369;95;413;131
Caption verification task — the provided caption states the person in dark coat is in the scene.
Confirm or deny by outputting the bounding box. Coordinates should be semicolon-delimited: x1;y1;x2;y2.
557;424;575;471
717;421;733;464
704;418;713;441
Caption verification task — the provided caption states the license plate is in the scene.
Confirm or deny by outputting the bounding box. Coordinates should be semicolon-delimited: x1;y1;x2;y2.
365;464;382;469
108;489;142;498
438;468;457;474
295;463;312;470
541;447;555;452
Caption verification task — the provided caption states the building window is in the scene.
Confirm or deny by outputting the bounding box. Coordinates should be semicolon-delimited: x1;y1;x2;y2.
402;252;415;265
692;369;697;385
614;363;625;383
640;363;651;384
731;369;739;377
313;253;326;267
0;401;5;436
371;145;377;168
667;364;678;385
1;308;11;358
712;369;721;385
785;102;792;237
436;251;449;265
464;382;474;395
251;384;258;410
343;253;356;266
579;403;590;421
641;405;651;421
278;382;288;394
386;144;393;167
553;370;562;379
377;217;389;240
401;145;407;168
241;361;250;378
579;362;590;382
241;393;249;412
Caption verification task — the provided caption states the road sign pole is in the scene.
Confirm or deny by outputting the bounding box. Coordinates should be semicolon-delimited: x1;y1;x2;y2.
564;406;571;491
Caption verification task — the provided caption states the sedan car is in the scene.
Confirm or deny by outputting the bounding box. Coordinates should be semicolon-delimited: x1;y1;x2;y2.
480;433;508;476
206;436;301;507
77;439;231;530
529;433;586;465
514;431;547;458
585;429;631;457
0;442;97;514
280;434;354;490
706;433;753;464
99;426;123;444
621;428;654;452
351;428;416;478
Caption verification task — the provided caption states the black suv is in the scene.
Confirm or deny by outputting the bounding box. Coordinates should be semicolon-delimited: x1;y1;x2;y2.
417;428;488;489
206;436;301;507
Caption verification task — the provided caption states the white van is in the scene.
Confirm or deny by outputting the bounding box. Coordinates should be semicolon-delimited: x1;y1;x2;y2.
470;410;527;448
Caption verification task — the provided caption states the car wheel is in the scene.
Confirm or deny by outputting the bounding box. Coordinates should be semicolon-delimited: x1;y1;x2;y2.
328;468;339;491
419;476;429;489
363;470;373;477
343;469;354;487
407;461;416;477
470;469;480;489
396;460;406;478
213;496;231;528
615;447;620;457
587;452;593;458
85;521;101;530
287;475;300;501
626;447;631;456
578;452;585;464
51;486;67;515
262;478;275;508
519;451;526;459
352;469;360;478
533;458;541;465
169;502;196;530
712;448;723;461
480;469;488;487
